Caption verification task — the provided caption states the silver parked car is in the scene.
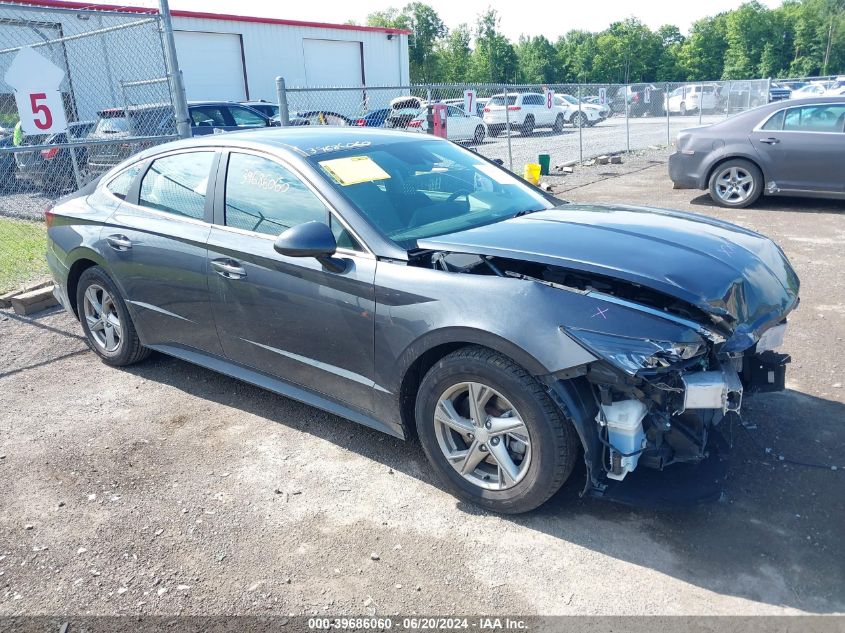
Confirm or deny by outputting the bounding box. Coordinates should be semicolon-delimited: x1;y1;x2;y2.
669;96;845;208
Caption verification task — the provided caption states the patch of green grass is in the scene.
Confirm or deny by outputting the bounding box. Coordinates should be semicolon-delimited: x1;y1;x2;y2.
0;217;48;294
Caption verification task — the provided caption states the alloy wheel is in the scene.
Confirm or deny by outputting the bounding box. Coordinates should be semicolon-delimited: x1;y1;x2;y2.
83;284;122;353
715;166;754;205
433;381;531;490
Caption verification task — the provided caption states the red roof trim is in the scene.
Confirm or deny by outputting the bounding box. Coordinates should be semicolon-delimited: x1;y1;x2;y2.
3;0;413;34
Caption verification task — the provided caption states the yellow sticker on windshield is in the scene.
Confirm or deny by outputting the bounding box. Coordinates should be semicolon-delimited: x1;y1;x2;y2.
319;156;391;186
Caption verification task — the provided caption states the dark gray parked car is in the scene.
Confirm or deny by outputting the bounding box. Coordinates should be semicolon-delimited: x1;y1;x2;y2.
670;96;845;208
46;128;799;513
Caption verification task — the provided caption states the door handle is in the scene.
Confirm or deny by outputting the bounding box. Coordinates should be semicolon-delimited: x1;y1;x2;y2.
211;259;247;279
759;137;780;145
106;234;132;251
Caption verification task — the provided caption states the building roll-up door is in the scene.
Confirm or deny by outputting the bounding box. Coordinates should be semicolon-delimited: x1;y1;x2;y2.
302;39;363;88
174;31;247;101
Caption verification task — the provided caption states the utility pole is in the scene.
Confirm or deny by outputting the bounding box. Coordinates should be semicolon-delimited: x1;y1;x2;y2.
159;0;191;138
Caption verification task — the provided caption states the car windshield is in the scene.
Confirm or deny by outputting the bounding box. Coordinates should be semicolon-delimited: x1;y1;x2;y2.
559;94;578;105
308;139;553;249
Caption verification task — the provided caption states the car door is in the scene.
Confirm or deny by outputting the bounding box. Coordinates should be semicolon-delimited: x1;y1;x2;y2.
99;149;224;355
206;150;378;412
446;105;471;140
750;103;845;194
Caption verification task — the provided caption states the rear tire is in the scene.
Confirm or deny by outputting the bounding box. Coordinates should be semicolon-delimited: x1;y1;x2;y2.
415;346;579;514
76;266;151;367
521;115;534;136
708;159;763;209
552;113;565;133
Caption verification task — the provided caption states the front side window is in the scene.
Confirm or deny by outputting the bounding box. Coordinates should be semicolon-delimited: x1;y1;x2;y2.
310;140;552;249
224;153;327;236
190;106;227;128
107;164;141;200
783;105;845;132
229;106;267;128
139;152;214;220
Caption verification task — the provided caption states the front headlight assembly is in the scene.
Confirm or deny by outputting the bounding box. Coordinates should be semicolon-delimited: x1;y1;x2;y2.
565;328;707;376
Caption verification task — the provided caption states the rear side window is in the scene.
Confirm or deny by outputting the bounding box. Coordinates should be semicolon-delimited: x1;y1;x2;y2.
106;164;141;200
523;95;544;106
139;152;214;220
761;109;786;131
224;153;327;236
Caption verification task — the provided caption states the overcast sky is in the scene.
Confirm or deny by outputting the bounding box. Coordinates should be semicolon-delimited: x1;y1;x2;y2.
123;0;783;39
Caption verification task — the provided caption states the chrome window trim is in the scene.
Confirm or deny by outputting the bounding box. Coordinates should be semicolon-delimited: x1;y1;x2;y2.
219;147;375;260
754;102;845;134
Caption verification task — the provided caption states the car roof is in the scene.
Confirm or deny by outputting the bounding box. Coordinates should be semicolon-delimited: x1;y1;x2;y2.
137;126;441;157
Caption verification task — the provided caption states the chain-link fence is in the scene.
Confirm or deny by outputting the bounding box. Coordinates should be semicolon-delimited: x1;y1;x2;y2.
280;79;772;175
0;1;179;294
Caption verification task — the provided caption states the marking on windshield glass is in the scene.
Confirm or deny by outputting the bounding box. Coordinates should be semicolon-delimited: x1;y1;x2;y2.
240;169;290;193
592;307;609;319
304;140;371;156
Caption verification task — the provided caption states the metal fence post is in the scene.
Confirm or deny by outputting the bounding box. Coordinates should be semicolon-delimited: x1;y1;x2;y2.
666;82;671;148
158;0;191;138
275;76;290;126
624;84;630;154
504;85;513;172
726;81;732;119
578;84;583;165
699;85;703;126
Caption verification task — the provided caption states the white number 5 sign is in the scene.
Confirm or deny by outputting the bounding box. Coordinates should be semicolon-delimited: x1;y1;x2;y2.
4;47;68;135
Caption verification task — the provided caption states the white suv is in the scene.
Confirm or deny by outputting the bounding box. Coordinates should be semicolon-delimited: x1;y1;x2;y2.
482;92;567;136
664;84;717;115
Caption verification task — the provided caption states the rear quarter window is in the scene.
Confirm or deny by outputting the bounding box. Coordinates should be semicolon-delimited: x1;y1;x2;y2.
106;164;142;200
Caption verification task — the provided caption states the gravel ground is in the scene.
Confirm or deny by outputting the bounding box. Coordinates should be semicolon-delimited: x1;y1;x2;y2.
1;158;844;618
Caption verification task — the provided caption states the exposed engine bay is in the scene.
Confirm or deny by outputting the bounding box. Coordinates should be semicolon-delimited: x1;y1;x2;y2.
412;249;792;492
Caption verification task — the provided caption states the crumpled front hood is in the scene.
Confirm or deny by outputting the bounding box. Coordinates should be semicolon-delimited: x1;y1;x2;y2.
418;204;800;349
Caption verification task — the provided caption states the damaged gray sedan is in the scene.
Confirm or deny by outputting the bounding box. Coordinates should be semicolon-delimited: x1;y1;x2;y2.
46;128;799;513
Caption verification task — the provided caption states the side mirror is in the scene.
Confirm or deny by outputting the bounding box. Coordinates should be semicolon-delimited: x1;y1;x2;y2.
273;221;346;273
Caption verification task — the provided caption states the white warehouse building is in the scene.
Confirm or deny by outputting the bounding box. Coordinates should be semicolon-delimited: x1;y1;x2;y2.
0;0;410;121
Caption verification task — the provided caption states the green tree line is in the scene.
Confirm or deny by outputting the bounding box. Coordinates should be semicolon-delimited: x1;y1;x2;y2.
364;0;845;84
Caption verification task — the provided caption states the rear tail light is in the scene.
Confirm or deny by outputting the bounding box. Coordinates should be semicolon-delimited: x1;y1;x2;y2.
355;119;367;126
483;107;490;113
408;120;422;128
632;94;639;102
40;147;60;160
44;206;55;228
507;106;521;111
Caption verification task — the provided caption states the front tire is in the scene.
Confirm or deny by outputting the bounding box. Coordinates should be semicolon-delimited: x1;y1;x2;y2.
415;346;579;514
473;125;486;144
552;113;565;133
77;266;151;367
708;159;763;208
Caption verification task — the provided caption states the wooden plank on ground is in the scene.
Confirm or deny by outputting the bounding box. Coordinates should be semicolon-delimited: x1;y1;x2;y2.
11;286;58;316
